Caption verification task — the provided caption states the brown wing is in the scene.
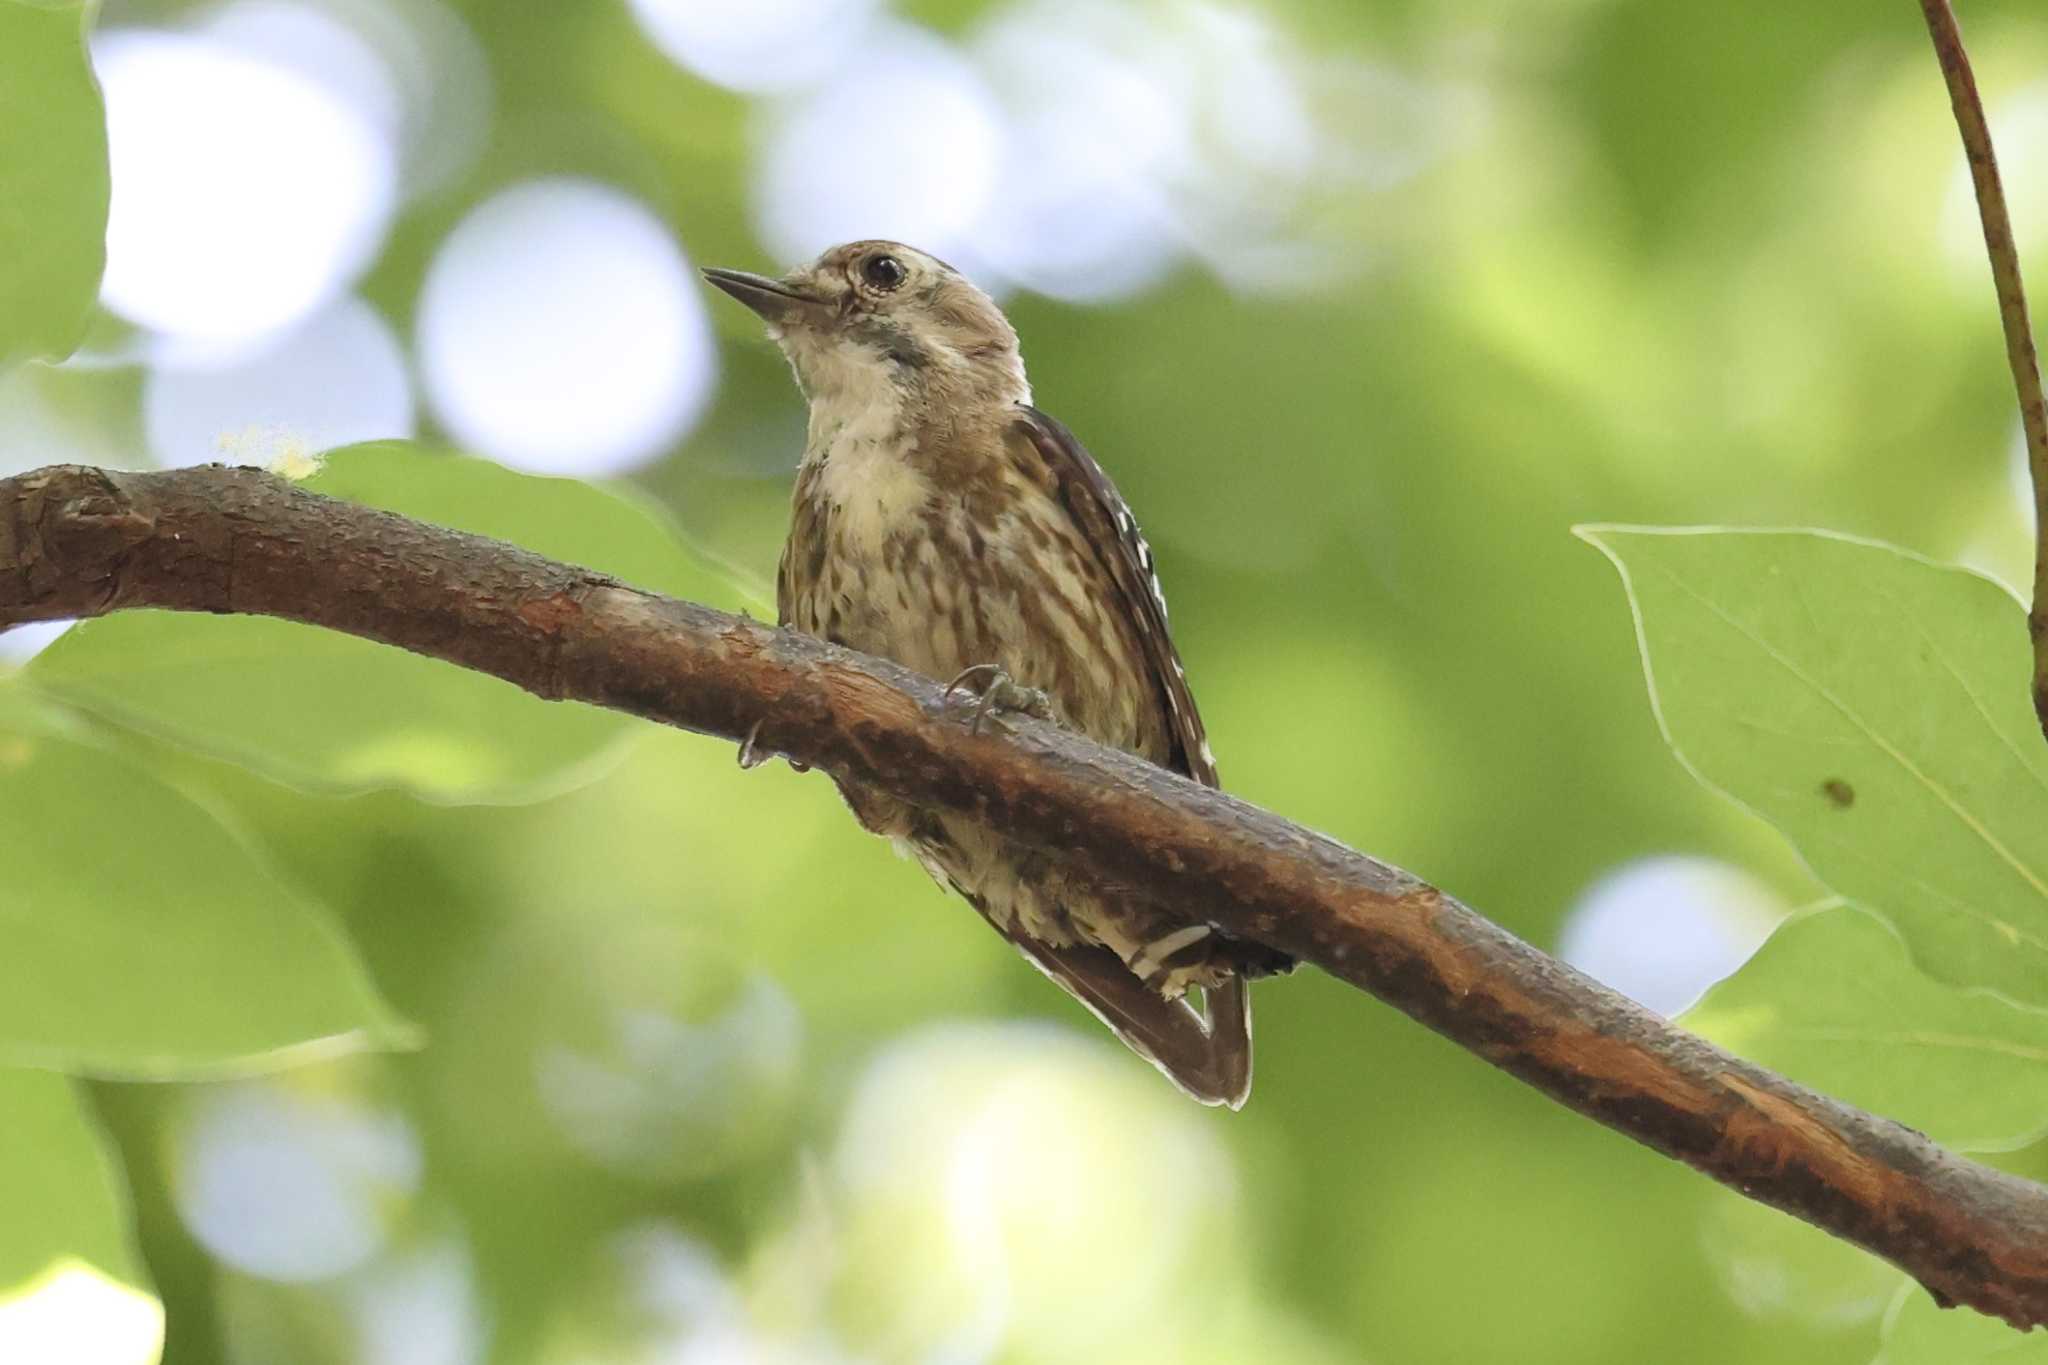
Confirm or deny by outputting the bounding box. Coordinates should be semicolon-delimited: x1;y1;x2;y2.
1015;406;1217;785
1010;406;1260;1109
1002;929;1252;1108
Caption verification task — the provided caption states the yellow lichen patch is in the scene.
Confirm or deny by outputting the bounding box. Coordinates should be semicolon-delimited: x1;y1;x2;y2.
215;424;326;480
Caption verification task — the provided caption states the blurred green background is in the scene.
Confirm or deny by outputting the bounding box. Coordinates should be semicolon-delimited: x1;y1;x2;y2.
4;0;2048;1361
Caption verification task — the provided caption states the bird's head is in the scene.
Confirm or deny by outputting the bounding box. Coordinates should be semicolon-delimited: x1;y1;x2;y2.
703;241;1029;410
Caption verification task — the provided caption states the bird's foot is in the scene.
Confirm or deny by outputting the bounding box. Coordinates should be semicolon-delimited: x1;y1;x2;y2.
943;664;1055;734
736;719;768;770
737;719;809;772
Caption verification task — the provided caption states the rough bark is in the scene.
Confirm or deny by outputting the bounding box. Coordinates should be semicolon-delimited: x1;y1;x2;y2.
5;461;2048;1327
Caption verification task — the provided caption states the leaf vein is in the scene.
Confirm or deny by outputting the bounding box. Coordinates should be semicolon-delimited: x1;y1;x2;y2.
1649;562;2048;914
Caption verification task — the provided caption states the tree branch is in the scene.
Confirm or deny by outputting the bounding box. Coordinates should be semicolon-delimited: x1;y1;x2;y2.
1917;0;2048;735
5;461;2048;1326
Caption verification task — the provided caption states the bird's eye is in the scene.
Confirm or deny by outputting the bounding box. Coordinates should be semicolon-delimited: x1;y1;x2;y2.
861;254;907;291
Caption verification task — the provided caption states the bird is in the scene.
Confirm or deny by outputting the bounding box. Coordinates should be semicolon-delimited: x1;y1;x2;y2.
703;241;1292;1107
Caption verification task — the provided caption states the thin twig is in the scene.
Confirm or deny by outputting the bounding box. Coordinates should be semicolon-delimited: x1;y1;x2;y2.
4;461;2048;1326
1918;0;2048;732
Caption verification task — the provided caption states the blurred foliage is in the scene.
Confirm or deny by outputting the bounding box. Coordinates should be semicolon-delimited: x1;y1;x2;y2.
0;689;407;1076
31;443;749;802
0;0;105;368
0;1070;156;1325
4;0;2048;1362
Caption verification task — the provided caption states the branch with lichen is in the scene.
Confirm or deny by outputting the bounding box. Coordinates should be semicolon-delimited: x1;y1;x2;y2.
5;460;2048;1328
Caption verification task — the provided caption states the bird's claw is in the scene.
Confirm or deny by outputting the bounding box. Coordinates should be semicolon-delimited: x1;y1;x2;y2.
943;664;1054;734
737;719;808;772
737;719;767;770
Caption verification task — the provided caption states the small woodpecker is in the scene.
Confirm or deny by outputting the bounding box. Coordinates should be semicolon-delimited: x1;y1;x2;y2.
704;241;1292;1107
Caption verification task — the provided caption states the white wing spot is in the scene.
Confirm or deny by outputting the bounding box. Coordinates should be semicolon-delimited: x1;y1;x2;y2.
1199;738;1216;766
1148;573;1169;618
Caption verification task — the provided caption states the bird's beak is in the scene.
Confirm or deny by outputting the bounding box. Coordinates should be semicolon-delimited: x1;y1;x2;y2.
701;267;824;326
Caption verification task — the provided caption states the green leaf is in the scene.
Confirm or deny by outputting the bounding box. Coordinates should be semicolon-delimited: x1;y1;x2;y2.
0;695;412;1075
29;442;736;802
1685;905;2048;1151
1579;527;2048;1010
0;1068;161;1363
0;0;108;369
1877;1284;2046;1363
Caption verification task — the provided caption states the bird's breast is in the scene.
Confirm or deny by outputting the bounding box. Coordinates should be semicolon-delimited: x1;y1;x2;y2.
782;425;1160;761
805;418;931;567
789;418;1008;668
783;414;946;672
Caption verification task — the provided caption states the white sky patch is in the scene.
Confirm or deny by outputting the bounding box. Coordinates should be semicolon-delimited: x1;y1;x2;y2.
1557;856;1784;1018
417;179;716;477
0;621;75;667
754;24;1004;267
627;0;879;93
0;1262;162;1365
144;295;414;468
176;1084;422;1283
94;29;398;345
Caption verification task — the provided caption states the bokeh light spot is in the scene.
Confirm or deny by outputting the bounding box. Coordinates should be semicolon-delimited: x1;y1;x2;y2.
144;296;413;469
0;1262;162;1365
536;977;802;1181
176;1084;422;1283
341;1235;486;1365
417;179;715;476
1558;856;1784;1017
1943;83;2048;279
968;5;1185;301
755;25;1004;266
198;1;403;148
829;1024;1236;1359
627;0;878;93
95;29;398;343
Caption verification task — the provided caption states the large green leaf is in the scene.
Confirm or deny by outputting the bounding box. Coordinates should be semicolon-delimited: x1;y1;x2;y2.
0;0;108;369
0;1069;160;1364
1580;527;2048;1009
1685;905;2048;1151
0;691;411;1075
1876;1284;2045;1363
30;442;736;802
